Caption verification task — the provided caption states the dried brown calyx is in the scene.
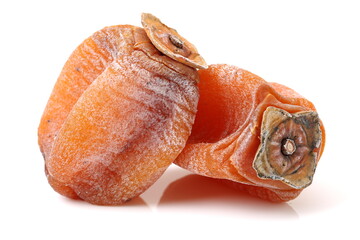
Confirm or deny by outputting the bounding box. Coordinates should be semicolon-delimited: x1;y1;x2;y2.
253;107;322;189
141;13;207;69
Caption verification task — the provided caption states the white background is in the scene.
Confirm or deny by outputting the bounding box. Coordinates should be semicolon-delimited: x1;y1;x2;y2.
1;0;359;239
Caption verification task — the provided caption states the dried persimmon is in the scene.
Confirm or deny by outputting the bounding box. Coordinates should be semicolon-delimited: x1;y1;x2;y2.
39;13;326;205
38;14;206;205
174;64;326;202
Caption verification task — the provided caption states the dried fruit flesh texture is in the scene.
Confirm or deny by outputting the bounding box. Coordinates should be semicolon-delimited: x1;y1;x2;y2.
40;26;199;205
174;64;325;202
38;25;136;160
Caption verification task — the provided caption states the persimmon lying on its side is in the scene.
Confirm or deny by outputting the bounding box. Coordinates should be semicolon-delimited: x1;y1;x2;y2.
174;64;326;202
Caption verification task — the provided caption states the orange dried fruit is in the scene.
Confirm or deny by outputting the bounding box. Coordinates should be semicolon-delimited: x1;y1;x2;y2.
38;14;205;205
174;64;326;202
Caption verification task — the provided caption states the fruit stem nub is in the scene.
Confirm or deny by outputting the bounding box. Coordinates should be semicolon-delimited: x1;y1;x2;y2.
169;35;184;49
281;138;296;156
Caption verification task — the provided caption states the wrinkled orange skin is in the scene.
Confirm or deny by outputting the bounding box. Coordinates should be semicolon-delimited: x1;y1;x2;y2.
174;64;326;202
38;25;199;205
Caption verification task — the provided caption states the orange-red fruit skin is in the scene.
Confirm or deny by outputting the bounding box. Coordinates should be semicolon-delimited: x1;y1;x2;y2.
39;26;199;205
174;64;325;202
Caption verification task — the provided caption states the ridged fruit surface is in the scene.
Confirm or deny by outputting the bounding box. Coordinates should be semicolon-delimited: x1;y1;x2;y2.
38;25;199;205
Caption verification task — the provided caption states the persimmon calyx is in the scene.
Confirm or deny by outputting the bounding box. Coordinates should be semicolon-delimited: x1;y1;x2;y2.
253;106;322;189
141;13;207;69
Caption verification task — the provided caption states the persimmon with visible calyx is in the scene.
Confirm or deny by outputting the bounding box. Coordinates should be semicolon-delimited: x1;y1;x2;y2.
174;64;326;202
38;13;206;205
